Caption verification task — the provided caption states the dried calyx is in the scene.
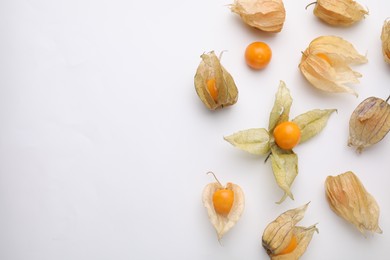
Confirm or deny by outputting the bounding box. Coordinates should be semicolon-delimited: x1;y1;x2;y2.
381;19;390;64
230;0;286;33
194;51;238;110
299;36;367;96
202;172;245;240
224;81;336;203
306;0;368;26
325;171;382;235
348;96;390;153
262;203;318;259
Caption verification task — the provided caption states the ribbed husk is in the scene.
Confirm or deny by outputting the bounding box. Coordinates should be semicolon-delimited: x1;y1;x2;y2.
230;0;286;33
194;51;238;110
299;36;367;96
312;0;368;26
348;96;390;153
325;171;382;235
262;203;318;259
381;19;390;64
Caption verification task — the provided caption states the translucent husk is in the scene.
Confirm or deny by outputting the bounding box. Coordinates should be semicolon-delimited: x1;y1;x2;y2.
194;51;238;110
348;96;390;153
224;81;336;203
325;171;382;235
230;0;286;33
310;0;368;26
381;19;390;64
299;36;367;96
262;203;318;259
202;181;245;240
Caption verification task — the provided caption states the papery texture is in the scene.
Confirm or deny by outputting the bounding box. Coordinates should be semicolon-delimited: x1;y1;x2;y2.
231;0;286;32
202;182;245;240
194;51;238;110
325;171;382;235
299;36;367;96
348;96;390;153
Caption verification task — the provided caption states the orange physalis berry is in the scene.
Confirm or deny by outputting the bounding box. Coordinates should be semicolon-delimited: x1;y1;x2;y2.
274;235;298;256
206;78;218;102
212;189;234;216
244;41;272;70
316;53;332;65
273;121;301;150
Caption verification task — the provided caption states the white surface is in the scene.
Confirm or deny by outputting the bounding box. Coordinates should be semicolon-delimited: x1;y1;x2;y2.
0;0;389;259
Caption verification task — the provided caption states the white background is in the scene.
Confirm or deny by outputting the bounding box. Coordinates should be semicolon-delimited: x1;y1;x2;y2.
0;0;389;259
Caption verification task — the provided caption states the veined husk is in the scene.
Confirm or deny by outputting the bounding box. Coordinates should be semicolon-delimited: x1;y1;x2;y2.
230;0;286;33
299;36;367;96
194;51;238;110
202;182;245;240
348;96;390;153
381;19;390;64
325;171;382;235
262;203;318;259
311;0;368;26
224;81;336;203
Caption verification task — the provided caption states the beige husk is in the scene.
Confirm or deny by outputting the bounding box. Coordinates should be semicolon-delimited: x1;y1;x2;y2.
262;203;318;259
230;0;286;33
325;171;382;235
299;36;367;96
202;182;245;240
311;0;368;26
194;51;238;110
381;19;390;64
348;96;390;153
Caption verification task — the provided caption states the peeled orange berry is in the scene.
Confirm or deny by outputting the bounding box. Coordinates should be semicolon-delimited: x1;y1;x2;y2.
212;189;234;216
273;121;301;150
245;41;272;70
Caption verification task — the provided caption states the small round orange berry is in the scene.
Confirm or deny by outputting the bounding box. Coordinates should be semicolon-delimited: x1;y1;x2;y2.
316;53;332;65
274;235;298;256
245;41;272;70
273;121;301;150
212;189;234;216
206;78;218;102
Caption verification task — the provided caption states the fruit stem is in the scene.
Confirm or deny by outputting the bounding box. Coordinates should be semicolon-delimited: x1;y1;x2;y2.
305;1;317;10
207;171;222;186
386;95;390;103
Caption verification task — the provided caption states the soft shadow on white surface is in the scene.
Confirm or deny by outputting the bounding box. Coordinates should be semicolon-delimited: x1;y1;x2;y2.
0;0;389;259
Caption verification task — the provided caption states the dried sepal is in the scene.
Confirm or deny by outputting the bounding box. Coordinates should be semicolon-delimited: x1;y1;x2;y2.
230;0;286;33
381;19;390;64
202;180;245;240
308;0;368;27
292;109;337;144
270;145;298;204
194;51;238;110
262;203;318;259
225;81;335;203
299;36;367;96
224;128;270;155
268;81;292;133
348;96;390;153
325;171;382;235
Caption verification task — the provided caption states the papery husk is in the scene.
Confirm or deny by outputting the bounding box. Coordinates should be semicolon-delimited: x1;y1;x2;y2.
202;182;245;240
299;36;367;96
262;203;318;259
348;96;390;153
325;171;382;235
230;0;286;33
270;144;298;204
311;0;368;26
224;128;271;155
194;51;238;110
381;19;390;64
